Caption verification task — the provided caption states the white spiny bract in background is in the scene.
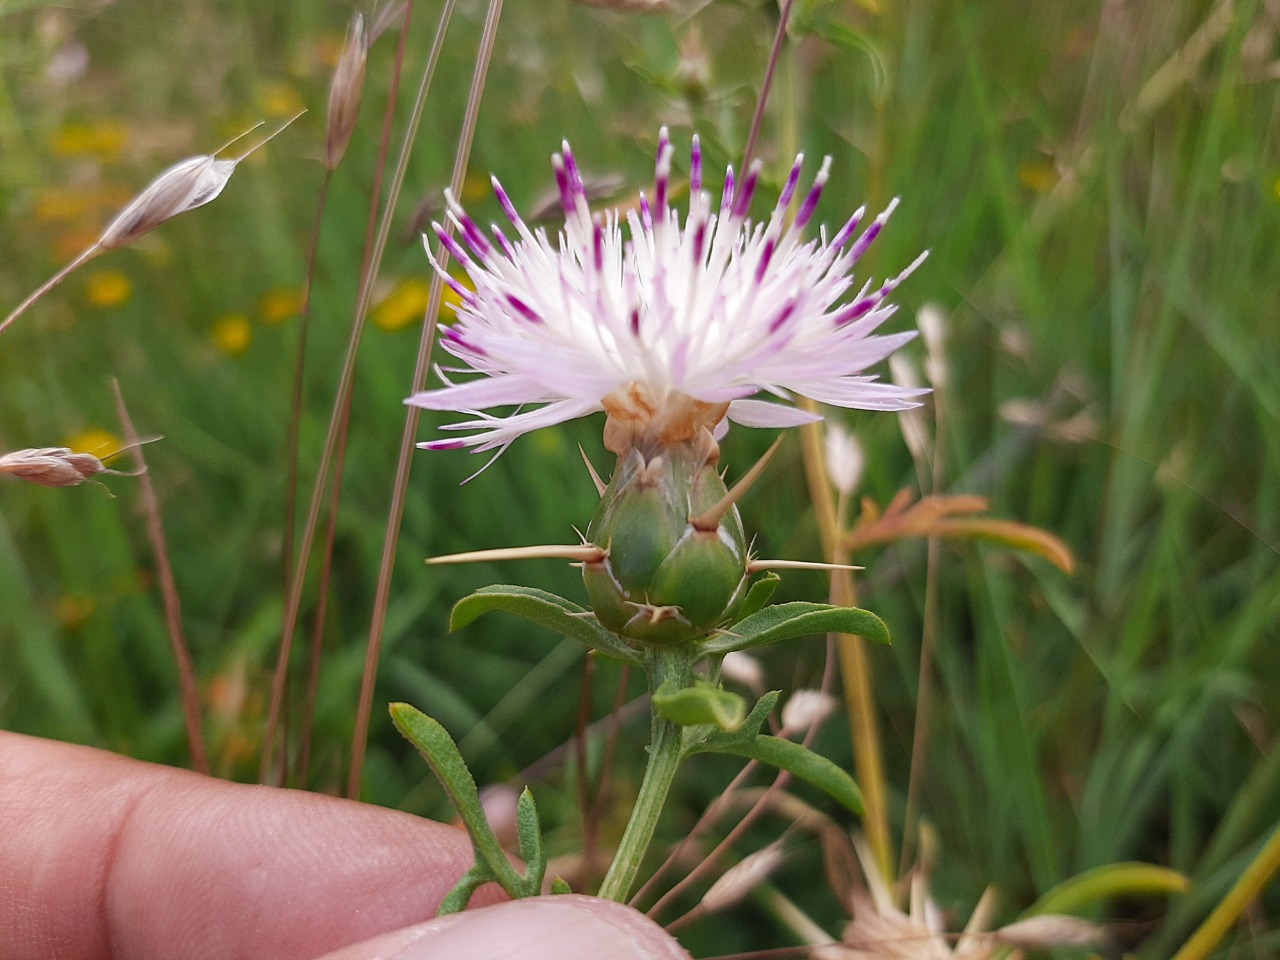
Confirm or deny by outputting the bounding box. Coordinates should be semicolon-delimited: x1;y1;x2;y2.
407;127;927;466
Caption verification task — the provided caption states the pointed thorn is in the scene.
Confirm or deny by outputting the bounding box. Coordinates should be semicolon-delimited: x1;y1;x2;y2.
579;444;606;496
747;559;865;574
427;544;607;565
689;435;785;532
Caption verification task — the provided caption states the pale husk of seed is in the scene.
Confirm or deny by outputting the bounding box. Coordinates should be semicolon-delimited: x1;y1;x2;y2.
0;447;109;487
97;155;240;250
325;12;368;171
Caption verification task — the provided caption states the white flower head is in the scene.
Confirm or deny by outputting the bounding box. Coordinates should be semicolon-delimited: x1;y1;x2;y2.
408;128;928;467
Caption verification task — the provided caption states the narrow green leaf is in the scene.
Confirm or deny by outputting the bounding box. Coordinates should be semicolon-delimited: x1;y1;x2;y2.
653;680;747;731
450;585;641;663
437;865;490;916
690;734;864;815
515;787;545;892
701;602;890;656
733;572;780;622
389;703;520;889
1027;862;1189;917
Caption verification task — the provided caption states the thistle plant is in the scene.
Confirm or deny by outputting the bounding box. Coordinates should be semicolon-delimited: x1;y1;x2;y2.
391;130;928;909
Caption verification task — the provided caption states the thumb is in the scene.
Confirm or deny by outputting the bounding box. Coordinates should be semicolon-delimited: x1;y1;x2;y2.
314;895;691;960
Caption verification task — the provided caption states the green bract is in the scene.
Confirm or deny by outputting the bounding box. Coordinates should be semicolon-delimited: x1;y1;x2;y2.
583;446;748;647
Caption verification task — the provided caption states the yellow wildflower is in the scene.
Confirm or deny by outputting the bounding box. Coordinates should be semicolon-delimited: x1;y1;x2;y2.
256;79;306;118
211;314;252;356
373;278;429;332
1017;158;1059;193
259;287;303;325
85;270;132;308
63;427;123;458
52;120;127;159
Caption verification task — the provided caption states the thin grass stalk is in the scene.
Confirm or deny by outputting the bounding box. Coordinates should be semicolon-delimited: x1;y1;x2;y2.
798;408;894;881
741;0;797;170
576;653;600;877
589;663;633;855
283;171;332;595
111;380;208;775
0;246;100;338
297;413;349;786
899;387;947;875
347;0;504;799
260;0;416;784
1170;822;1280;960
631;756;760;909
646;638;838;921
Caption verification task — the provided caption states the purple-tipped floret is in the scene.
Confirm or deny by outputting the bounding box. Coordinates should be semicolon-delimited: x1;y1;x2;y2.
690;135;703;194
506;293;542;324
492;176;523;229
778;154;804;209
731;161;762;219
794;158;831;230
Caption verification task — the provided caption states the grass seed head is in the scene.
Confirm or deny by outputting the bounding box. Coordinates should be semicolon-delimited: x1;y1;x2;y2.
0;447;112;487
325;12;368;171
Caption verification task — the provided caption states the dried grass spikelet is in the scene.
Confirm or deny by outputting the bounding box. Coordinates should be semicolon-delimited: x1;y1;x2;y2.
1;114;301;339
0;439;155;489
325;12;368;170
699;840;787;914
812;834;1110;960
99;116;300;250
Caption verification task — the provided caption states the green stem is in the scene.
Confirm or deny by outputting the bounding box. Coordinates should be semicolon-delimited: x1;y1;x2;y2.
1171;821;1280;960
597;650;692;902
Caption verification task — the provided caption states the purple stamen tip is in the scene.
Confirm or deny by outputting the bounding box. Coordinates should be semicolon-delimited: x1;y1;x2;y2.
834;206;867;249
755;237;776;284
835;297;876;326
630;306;641;336
639;192;652;233
492;176;521;226
778;154;803;208
690;135;703;193
552;154;574;215
692;219;707;263
491;223;514;258
720;167;735;216
731;161;761;219
593;219;605;271
437;229;470;265
848;221;884;262
425;439;468;451
506;293;542;324
770;299;798;333
460;214;491;257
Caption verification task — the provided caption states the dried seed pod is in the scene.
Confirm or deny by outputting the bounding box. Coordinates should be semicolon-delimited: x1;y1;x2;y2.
780;689;838;737
823;422;865;498
325;13;368;171
0;447;112;487
699;842;786;914
100;114;301;250
98;155;241;250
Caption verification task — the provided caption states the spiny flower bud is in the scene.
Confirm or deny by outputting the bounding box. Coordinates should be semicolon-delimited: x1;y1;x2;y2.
583;440;748;648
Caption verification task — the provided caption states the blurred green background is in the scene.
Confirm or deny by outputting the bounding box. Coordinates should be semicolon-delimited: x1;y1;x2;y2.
1;0;1277;955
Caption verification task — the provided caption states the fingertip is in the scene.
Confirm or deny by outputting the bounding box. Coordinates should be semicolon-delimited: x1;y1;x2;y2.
315;895;691;960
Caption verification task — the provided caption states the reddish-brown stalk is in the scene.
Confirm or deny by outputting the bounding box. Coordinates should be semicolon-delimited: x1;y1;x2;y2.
575;655;599;877
899;377;947;876
111;380;208;775
644;637;839;921
741;0;797;170
260;0;416;785
347;0;506;799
